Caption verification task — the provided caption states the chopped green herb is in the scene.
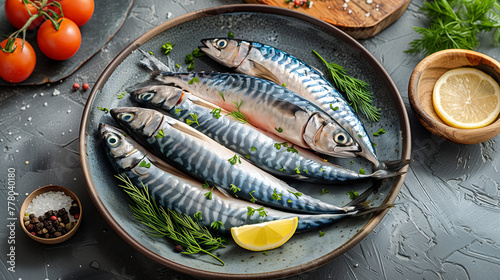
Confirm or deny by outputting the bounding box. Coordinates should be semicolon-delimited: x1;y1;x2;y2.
359;168;365;175
115;92;126;99
175;108;182;114
210;108;222;119
185;53;194;64
187;61;195;71
373;143;377;147
263;251;268;255
210;221;223;230
287;190;302;199
313;50;381;122
218;91;225;101
350;161;354;165
193;211;202;221
148;51;153;55
274;142;288;150
202;181;210;189
247;206;267;217
154;129;165;138
321;189;330;195
279;167;284;171
188;77;198;84
192;48;205;57
319;230;325;237
186;113;200;126
358;134;363;138
286;145;298;154
161;42;174;55
282;83;287;87
320;168;325;172
176;63;180;68
347;190;360;200
373;128;386;136
294;166;301;174
204;187;214;200
271;189;283;201
275;127;283;133
228;154;241;165
97;106;109;113
228;100;248;123
249;190;257;203
228;32;234;38
251;147;257;152
330;104;339;111
304;169;309;174
287;199;292;203
230;184;241;193
139;160;151;168
245;154;250;159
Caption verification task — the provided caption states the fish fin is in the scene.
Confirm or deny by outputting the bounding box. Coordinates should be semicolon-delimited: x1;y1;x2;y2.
186;94;231;114
138;49;171;72
214;186;232;198
381;159;412;171
310;65;325;76
369;169;406;179
246;59;282;85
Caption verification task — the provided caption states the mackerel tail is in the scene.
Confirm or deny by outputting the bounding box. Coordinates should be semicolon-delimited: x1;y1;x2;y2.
99;123;382;234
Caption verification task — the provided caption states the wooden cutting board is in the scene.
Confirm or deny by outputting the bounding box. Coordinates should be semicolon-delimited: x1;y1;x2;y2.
244;0;411;39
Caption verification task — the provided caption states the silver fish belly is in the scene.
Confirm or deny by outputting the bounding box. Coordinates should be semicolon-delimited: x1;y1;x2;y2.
111;107;358;214
130;85;398;183
99;123;360;234
200;38;380;168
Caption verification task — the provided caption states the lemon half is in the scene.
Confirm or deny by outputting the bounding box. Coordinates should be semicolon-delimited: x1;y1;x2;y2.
433;67;500;129
231;217;298;251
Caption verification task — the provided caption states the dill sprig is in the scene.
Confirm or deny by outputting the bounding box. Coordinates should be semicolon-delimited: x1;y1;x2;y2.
227;100;249;123
115;174;226;265
406;0;500;56
313;50;381;122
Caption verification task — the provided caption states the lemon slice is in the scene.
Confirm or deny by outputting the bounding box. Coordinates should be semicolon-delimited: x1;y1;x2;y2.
433;67;500;129
231;217;298;251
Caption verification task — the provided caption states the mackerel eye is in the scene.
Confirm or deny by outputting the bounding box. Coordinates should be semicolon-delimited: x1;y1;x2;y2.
334;132;350;145
106;134;121;148
120;113;135;123
139;92;155;101
216;39;228;49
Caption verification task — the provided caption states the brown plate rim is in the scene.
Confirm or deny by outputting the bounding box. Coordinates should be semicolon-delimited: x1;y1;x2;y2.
79;4;411;279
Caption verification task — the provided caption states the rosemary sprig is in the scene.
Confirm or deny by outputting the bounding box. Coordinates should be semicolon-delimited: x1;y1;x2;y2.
313;50;381;122
406;0;500;56
115;174;226;265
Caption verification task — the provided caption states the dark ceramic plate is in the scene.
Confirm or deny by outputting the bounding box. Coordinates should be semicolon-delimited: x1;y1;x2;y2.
0;0;133;85
80;5;411;279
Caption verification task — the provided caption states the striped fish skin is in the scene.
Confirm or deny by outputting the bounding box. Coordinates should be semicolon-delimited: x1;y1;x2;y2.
130;85;398;183
128;71;361;159
200;38;380;168
99;123;360;234
111;107;359;214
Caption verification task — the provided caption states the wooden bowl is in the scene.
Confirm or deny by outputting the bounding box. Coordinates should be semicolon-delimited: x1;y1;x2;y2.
409;49;500;144
20;185;82;244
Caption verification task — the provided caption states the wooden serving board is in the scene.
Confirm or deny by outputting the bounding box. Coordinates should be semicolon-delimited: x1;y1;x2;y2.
244;0;411;39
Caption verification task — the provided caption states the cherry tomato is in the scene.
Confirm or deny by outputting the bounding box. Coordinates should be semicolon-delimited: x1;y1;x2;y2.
4;0;44;30
0;38;36;83
37;17;81;60
50;0;94;27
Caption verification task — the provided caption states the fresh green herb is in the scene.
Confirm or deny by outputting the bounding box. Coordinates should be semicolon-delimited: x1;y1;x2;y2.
228;154;241;165
194;211;202;221
187;62;195;71
263;251;268;255
245;154;250;159
287;190;302;199
287;199;292;203
271;189;283;201
210;108;222;119
247;206;267;217
350;161;354;165
274;141;288;150
211;221;224;230
359;168;365;175
373;143;377;147
115;92;126;99
228;32;234;38
188;77;198;84
358;134;363;138
139;160;151;168
155;129;165;138
230;184;241;194
219;91;225;101
282;83;287;87
192;48;205;57
115;174;226;265
347;190;360;200
313;50;381;122
161;42;174;55
148;51;153;55
330;104;339;111
373;128;386;136
406;0;500;56
202;181;210;189
304;169;309;174
320;168;325;172
286;145;298;154
249;190;257;203
176;63;180;68
251;147;257;152
319;230;325;237
204;187;214;200
97;106;109;113
321;189;330;195
175;108;182;114
294;166;301;174
275;127;283;133
186;113;200;126
185;53;194;64
228;100;248;123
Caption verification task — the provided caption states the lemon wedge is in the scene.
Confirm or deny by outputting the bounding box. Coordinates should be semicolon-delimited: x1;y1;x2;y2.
433;67;500;129
231;217;298;251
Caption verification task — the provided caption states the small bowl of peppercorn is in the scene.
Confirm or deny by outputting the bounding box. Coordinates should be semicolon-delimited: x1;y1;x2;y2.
20;185;82;244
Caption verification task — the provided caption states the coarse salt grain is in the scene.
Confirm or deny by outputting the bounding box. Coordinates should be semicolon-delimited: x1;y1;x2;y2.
26;191;73;218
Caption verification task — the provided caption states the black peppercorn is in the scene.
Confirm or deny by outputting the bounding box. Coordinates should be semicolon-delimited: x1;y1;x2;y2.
31;217;39;224
35;222;44;231
53;232;62;237
29;213;35;219
174;244;183;253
